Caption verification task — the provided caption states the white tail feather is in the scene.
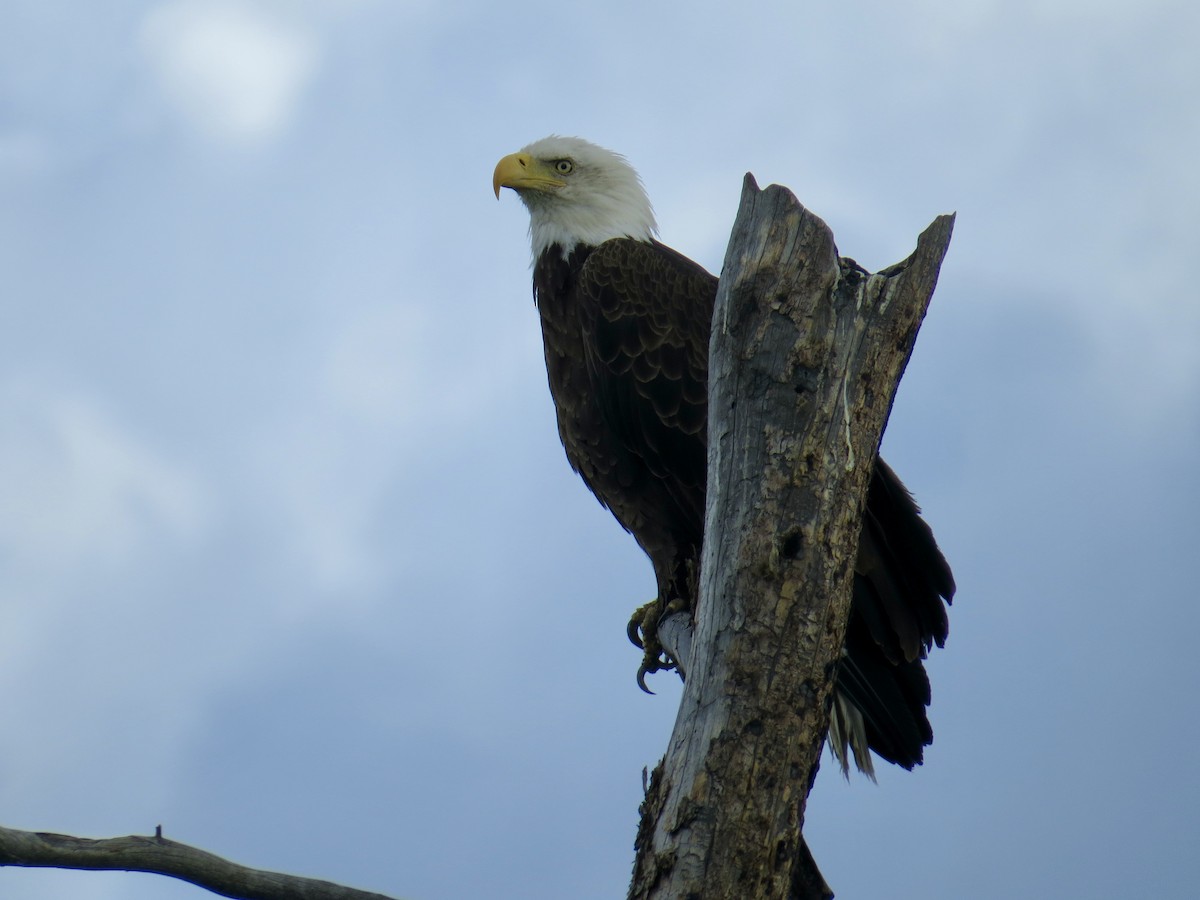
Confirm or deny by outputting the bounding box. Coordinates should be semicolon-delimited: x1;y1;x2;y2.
828;687;877;781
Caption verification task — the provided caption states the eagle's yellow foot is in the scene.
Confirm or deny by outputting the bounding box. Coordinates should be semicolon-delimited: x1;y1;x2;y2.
627;597;689;693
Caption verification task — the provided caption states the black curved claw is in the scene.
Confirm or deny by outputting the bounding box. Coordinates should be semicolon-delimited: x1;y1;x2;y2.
636;665;655;694
627;616;645;649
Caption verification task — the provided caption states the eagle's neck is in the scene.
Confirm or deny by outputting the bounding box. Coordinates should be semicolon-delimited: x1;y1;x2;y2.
521;188;656;260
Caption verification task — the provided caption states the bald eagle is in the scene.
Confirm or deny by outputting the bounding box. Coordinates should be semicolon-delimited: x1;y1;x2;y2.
494;136;954;777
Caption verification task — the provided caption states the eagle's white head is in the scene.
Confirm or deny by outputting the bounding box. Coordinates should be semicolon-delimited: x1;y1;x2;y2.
493;135;657;259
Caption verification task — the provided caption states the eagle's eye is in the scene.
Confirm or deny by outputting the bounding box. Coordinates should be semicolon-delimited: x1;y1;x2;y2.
554;159;574;175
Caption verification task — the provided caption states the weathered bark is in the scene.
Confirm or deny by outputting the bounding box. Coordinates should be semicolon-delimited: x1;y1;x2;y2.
630;176;954;900
0;824;398;900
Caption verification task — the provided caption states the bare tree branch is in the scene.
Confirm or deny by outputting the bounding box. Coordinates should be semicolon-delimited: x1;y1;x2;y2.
631;175;954;899
0;823;400;900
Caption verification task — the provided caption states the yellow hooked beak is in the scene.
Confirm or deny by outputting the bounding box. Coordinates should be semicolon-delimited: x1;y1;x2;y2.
493;152;566;199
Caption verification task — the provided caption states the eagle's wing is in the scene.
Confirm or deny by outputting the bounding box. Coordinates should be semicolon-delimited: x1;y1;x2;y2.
839;461;955;770
574;238;716;535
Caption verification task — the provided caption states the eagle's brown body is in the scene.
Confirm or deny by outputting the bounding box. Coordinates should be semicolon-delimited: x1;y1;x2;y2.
534;237;954;770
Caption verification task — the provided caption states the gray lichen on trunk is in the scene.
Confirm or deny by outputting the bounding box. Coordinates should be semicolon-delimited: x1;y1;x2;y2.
630;175;954;900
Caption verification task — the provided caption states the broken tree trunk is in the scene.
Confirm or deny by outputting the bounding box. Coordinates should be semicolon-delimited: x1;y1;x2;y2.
629;176;954;900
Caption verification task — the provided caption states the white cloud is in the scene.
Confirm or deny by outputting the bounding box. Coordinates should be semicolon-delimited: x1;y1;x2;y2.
0;380;209;570
244;303;478;599
139;1;320;147
0;381;218;817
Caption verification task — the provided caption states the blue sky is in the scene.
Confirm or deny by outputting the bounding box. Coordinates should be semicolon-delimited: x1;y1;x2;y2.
2;1;1197;898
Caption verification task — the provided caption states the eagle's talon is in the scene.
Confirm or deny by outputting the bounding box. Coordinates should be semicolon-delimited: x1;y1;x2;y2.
627;598;663;650
636;653;676;693
627;616;646;649
627;597;682;689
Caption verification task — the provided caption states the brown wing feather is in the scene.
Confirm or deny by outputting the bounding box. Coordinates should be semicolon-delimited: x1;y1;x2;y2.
577;239;712;508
